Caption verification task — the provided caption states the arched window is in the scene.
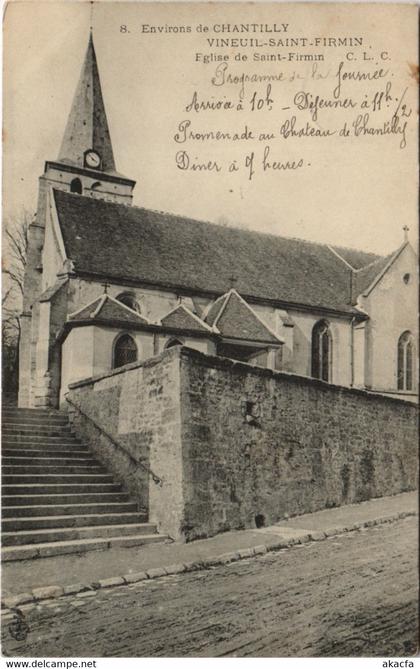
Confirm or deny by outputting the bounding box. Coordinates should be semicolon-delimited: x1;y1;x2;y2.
165;338;184;349
116;292;141;313
70;178;82;194
112;334;138;369
311;320;332;382
397;331;414;391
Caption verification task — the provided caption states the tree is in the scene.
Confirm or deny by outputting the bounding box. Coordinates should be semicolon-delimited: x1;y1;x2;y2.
2;210;32;401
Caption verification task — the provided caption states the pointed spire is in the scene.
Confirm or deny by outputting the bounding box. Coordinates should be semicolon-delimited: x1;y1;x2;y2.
58;34;116;172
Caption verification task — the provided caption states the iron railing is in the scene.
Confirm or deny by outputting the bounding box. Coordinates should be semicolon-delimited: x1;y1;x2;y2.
64;393;163;486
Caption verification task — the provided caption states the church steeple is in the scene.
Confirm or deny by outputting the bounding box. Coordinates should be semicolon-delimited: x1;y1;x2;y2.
40;32;135;206
58;33;116;173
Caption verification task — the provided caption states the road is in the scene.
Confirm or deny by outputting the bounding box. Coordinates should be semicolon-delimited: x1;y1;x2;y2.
2;517;417;657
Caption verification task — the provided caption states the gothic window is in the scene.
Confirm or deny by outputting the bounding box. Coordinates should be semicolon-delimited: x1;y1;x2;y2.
165;338;184;349
112;334;138;369
397;331;414;391
116;292;141;313
70;178;82;194
311;320;332;382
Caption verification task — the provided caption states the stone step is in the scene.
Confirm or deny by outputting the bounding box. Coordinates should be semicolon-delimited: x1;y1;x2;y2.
0;408;154;559
1;413;70;430
3;406;65;412
2;414;68;424
2;483;123;495
2;492;129;507
3;435;81;445
2;425;72;436
3;443;90;457
2;408;67;419
3;512;149;532
2;473;115;484
2;533;168;561
2;418;70;429
2;523;158;546
2;449;91;459
2;455;100;466
2;501;138;517
2;465;106;475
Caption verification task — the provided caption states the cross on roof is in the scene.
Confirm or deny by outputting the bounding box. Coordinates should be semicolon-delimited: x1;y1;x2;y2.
101;281;111;294
228;274;238;288
403;225;409;242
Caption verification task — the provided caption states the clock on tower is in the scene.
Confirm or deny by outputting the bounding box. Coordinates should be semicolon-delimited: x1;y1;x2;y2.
84;150;102;169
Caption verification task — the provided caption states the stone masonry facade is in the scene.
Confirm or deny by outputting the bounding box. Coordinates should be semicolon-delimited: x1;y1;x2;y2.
68;346;418;541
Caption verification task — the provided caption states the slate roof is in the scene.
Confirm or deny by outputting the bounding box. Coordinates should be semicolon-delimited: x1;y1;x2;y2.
204;290;282;344
352;247;402;299
331;246;381;270
205;294;228;327
58;35;116;173
54;189;391;315
69;294;148;325
160;304;213;333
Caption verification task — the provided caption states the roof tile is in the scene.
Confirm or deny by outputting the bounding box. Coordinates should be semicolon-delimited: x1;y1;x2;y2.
54;190;389;314
160;304;212;333
207;290;281;344
69;294;148;325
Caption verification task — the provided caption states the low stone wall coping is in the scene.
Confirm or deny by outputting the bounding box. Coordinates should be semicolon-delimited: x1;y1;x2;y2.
68;345;417;407
178;347;418;407
68;346;180;389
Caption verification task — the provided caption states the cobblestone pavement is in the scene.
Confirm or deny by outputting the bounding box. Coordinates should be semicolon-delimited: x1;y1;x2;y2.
2;517;417;658
3;491;416;597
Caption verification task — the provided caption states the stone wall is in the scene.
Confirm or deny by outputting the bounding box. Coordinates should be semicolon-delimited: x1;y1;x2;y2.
68;348;184;537
60;324;216;407
179;348;417;540
68;346;418;542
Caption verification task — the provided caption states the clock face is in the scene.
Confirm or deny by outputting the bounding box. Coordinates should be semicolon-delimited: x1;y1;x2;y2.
85;150;101;169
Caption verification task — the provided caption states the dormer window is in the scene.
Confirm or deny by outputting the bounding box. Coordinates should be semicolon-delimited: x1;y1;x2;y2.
116;292;141;313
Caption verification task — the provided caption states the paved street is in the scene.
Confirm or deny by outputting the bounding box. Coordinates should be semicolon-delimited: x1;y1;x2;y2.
3;491;416;597
2;516;417;658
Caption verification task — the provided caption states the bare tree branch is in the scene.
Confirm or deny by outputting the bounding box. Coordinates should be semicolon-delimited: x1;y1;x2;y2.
2;209;32;302
3;268;24;296
2;286;12;306
5;229;27;269
2;209;32;393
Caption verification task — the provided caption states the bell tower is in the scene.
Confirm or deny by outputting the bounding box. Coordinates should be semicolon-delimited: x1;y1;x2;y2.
40;32;135;208
18;33;135;407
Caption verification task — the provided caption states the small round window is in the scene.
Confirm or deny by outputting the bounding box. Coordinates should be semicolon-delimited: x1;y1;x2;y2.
403;273;410;285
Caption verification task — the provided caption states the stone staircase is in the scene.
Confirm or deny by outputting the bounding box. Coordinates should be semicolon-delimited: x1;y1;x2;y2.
2;407;167;561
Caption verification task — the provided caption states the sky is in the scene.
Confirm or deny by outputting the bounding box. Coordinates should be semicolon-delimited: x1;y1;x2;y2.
3;1;418;255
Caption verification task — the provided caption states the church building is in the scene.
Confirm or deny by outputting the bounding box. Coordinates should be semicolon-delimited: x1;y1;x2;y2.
19;35;418;410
